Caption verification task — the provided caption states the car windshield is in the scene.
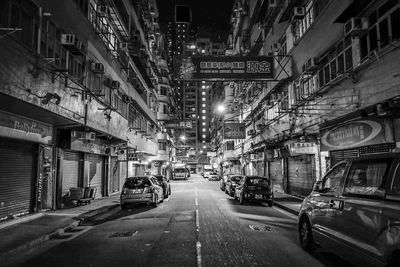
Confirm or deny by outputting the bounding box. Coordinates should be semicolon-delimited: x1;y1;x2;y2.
154;176;164;182
175;169;186;173
124;177;151;189
230;176;242;182
246;177;270;187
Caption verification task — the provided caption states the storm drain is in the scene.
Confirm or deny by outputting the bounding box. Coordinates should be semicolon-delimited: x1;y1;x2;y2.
109;231;138;238
249;224;274;232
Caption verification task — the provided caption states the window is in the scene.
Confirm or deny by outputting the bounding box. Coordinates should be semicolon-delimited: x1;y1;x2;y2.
202;128;206;132
202;98;206;101
202;92;206;95
202;116;206;120
202;134;206;138
202;104;206;108
344;159;392;197
322;163;346;195
389;163;400;196
202;122;206;126
158;142;167;151
202;109;206;113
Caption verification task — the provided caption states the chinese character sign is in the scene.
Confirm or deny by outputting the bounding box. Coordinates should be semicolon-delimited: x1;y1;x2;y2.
223;123;246;139
188;56;274;80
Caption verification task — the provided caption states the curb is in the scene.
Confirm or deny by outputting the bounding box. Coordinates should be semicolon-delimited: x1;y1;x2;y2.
273;202;299;216
0;203;119;262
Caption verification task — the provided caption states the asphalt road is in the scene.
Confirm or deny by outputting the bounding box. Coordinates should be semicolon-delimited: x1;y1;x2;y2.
7;174;354;267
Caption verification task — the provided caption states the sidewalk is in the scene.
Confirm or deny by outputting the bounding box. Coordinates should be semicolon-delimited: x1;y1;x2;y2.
0;194;120;262
272;191;304;216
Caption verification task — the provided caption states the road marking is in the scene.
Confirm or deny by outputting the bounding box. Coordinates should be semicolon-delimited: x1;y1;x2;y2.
196;241;202;267
195;209;200;231
195;198;198;206
195;187;198;197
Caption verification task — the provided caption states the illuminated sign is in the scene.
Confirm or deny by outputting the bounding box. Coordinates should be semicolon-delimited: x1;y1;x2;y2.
320;119;390;151
223;123;246;139
178;56;274;80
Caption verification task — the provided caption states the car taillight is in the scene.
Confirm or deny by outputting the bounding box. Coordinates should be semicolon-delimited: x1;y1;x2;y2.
144;186;154;193
122;187;129;195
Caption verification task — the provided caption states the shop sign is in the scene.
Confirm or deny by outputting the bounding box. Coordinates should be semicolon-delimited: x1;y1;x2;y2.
207;151;217;157
165;120;193;129
0;110;53;144
223;123;246;139
321;119;388;151
177;56;274;80
288;142;317;155
70;137;107;154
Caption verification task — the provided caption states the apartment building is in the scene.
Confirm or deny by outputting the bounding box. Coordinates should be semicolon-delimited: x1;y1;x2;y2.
213;0;400;196
0;0;174;220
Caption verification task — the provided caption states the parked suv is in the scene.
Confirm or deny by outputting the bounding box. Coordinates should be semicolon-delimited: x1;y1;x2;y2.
120;176;163;209
298;153;400;266
234;176;274;206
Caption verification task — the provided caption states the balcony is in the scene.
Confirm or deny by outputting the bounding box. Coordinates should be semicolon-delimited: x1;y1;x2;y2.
157;112;170;121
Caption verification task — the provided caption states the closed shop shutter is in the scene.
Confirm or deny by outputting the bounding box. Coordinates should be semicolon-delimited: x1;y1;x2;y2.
87;154;104;198
62;151;81;198
269;160;283;192
288;155;315;197
0;139;36;221
110;157;120;193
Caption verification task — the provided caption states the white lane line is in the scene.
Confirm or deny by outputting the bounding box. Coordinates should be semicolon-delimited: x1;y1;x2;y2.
273;206;298;220
196;241;202;267
195;209;200;230
195;198;198;206
195;187;198;197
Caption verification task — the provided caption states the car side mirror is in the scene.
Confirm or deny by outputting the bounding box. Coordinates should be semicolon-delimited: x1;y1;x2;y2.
313;181;323;192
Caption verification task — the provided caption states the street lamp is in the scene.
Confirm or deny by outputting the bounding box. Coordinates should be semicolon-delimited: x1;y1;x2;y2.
180;135;186;141
216;104;225;113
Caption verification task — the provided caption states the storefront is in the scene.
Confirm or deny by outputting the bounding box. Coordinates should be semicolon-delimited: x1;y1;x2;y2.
320;118;396;165
0;111;54;221
266;149;285;193
286;142;317;197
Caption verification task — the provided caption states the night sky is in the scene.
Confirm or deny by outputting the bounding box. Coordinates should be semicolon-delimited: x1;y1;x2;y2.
156;0;235;41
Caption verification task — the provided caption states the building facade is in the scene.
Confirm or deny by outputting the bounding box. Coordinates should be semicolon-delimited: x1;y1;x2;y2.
0;0;174;221
211;0;400;196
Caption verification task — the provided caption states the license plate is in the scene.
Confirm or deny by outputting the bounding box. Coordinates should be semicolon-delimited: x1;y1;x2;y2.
255;194;262;199
131;189;142;194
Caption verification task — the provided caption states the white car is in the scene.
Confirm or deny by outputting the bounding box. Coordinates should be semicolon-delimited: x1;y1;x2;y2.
203;171;211;178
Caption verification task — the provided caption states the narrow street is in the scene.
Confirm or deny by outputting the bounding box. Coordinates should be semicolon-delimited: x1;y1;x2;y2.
6;174;353;267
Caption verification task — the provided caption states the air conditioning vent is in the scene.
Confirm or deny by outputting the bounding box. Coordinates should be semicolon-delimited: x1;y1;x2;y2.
344;17;368;36
302;57;319;73
292;7;306;20
86;132;96;141
268;0;279;8
111;80;120;89
91;62;105;74
247;129;256;136
60;34;85;55
97;6;110;17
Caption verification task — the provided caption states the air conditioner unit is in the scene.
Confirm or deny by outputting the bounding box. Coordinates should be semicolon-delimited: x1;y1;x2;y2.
86;132;96;141
61;34;85;54
97;5;109;17
71;130;85;139
111;80;120;89
303;57;319;73
292;7;306;20
91;62;105;74
119;42;129;51
271;42;281;51
344;17;368;36
247;129;256;136
256;124;265;131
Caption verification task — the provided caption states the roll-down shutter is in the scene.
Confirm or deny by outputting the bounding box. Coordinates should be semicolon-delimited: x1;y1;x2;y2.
269;159;283;192
0;139;36;220
87;154;104;198
288;155;315;197
62;151;81;198
110;157;120;193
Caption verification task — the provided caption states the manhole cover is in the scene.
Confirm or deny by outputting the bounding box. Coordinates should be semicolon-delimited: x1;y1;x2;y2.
109;231;138;238
249;224;274;232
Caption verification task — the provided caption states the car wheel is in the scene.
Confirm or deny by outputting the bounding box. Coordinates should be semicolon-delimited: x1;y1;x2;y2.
153;195;158;207
299;217;315;252
239;193;245;205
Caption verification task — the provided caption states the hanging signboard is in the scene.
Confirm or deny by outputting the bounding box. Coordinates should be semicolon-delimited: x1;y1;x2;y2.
288;142;317;156
177;56;274;80
320;119;391;151
223;122;246;139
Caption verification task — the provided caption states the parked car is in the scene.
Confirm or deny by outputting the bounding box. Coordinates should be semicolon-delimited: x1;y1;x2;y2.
174;167;190;180
225;175;243;196
234;176;273;206
298;153;400;267
203;171;212;179
208;172;219;181
120;176;164;209
220;175;229;191
154;175;171;199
